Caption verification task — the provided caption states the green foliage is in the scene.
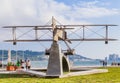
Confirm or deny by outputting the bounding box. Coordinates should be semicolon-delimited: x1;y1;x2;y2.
7;62;14;66
0;67;120;83
16;60;21;67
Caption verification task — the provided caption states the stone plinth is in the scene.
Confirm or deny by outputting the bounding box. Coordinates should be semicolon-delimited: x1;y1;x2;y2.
46;42;63;77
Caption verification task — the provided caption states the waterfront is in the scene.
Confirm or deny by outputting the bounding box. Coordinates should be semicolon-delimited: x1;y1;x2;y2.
0;59;117;68
30;60;104;68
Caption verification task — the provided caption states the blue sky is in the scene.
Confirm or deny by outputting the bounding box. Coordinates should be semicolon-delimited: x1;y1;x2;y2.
0;0;120;59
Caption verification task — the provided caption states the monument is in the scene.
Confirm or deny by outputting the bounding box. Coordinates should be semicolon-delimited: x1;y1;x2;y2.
3;17;117;77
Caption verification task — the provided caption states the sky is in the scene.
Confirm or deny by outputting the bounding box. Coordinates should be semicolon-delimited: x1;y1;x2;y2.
0;0;120;59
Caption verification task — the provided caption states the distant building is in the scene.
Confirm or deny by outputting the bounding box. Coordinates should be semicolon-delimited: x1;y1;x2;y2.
108;54;119;62
105;57;107;61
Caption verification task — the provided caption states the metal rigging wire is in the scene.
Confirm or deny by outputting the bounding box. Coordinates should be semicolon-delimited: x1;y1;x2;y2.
32;18;53;49
85;27;105;38
68;27;83;38
38;30;52;39
12;18;53;49
72;26;106;49
16;28;34;39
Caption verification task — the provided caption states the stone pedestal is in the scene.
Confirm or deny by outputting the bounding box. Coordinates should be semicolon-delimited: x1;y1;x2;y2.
46;42;70;77
62;55;70;72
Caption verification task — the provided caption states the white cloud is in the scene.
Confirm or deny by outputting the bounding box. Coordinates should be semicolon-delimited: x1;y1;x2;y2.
78;0;99;7
0;0;119;25
68;7;120;19
0;0;119;41
67;0;120;19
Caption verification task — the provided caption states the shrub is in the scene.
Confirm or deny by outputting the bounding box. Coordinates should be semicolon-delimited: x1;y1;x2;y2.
7;62;14;66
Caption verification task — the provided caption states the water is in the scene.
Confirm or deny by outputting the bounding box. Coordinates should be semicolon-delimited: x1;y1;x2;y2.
30;60;106;68
31;60;48;68
1;60;111;68
73;60;102;67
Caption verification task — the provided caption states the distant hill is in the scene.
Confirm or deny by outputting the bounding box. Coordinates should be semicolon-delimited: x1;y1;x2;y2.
0;50;95;61
68;54;93;61
0;50;46;61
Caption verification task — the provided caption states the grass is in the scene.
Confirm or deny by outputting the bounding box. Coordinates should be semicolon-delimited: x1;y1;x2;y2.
0;67;120;83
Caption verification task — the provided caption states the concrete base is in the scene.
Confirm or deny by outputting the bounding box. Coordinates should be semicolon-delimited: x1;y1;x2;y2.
46;42;70;77
46;42;63;76
0;68;108;78
60;69;108;78
62;55;70;72
13;68;108;78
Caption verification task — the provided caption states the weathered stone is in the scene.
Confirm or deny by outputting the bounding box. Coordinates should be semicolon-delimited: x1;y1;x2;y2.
46;42;70;77
46;42;63;76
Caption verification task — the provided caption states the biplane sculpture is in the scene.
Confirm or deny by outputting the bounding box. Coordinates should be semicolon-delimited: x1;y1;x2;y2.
3;16;117;77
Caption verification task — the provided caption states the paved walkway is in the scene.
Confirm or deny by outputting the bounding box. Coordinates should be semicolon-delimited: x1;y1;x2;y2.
61;69;108;78
16;69;46;77
17;68;108;78
0;69;17;74
0;67;108;78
